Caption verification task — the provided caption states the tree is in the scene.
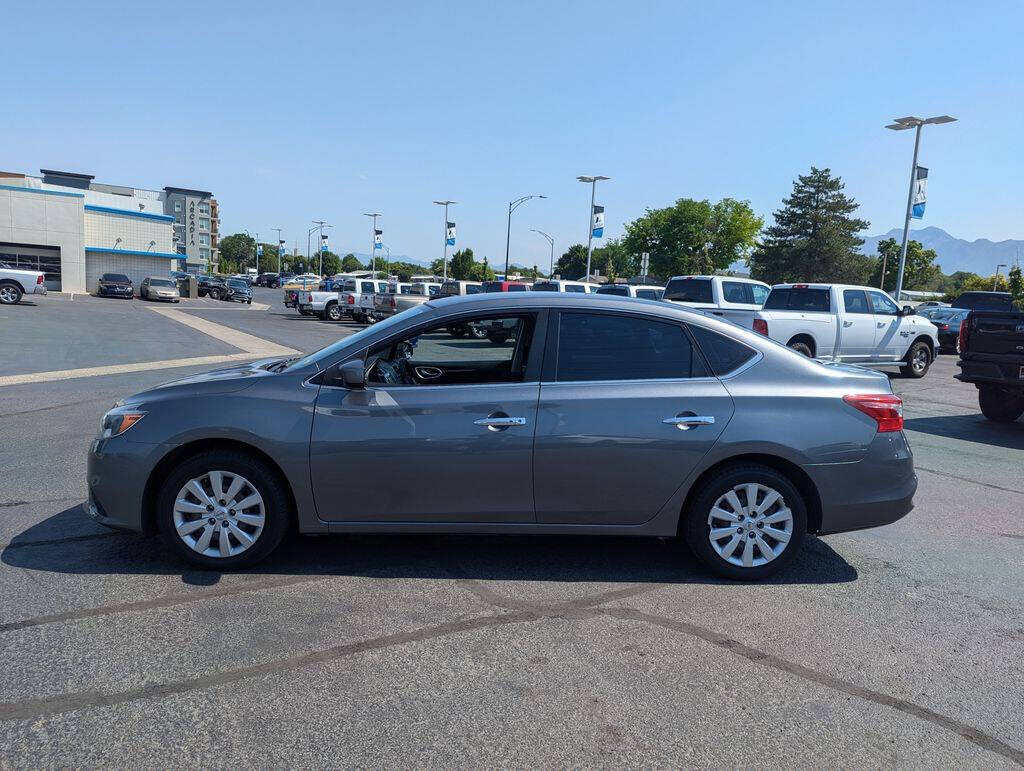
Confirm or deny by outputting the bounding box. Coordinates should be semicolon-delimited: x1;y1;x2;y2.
340;253;362;272
319;251;341;276
623;198;762;280
219;233;255;272
749;167;872;285
554;244;589;280
870;238;942;292
1008;264;1024;309
449;248;475;280
592;238;636;280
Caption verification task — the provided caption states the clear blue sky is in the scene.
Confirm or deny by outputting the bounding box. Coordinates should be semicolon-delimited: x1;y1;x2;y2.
4;0;1021;267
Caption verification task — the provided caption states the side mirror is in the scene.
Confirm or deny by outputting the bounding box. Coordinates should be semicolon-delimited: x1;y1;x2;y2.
902;305;915;316
337;359;366;389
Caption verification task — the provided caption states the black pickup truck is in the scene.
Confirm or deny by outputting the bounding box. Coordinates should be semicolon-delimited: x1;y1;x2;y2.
955;309;1024;422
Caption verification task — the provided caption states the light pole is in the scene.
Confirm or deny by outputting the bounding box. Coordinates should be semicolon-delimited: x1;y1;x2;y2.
363;213;381;275
272;228;282;273
309;221;331;276
994;263;1008;291
885;116;955;301
577;175;610;283
530;229;555;277
505;195;545;280
433;200;456;280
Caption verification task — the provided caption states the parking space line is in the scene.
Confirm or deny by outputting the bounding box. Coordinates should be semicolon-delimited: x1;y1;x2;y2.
148;308;297;355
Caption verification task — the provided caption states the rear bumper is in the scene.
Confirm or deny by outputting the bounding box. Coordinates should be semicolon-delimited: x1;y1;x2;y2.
32;283;47;296
956;355;1024;388
806;430;917;535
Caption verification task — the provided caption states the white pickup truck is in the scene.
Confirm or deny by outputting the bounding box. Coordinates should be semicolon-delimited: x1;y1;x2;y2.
297;278;387;321
0;262;47;304
662;275;769;328
752;283;940;378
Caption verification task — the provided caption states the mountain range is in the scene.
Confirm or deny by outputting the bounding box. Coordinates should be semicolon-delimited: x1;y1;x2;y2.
859;227;1023;276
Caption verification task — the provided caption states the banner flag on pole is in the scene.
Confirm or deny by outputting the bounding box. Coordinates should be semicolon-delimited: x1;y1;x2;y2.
374;229;383;250
911;166;928;219
320;234;329;253
279;240;286;255
446;222;456;247
257;244;263;257
591;205;605;238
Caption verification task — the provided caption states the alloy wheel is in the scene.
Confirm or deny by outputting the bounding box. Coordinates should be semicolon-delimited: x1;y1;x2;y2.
172;470;266;558
707;483;793;568
0;286;18;303
912;347;929;373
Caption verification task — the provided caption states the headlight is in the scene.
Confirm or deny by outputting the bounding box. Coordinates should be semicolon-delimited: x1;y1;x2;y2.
100;409;146;438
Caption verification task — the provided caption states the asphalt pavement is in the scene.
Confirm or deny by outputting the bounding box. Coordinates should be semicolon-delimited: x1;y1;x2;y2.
0;288;1022;768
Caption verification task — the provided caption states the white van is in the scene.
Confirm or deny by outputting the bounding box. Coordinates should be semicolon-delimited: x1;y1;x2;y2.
662;275;770;329
595;283;664;300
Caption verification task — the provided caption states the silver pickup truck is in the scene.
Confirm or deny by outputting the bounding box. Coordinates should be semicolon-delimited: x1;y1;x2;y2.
372;281;440;320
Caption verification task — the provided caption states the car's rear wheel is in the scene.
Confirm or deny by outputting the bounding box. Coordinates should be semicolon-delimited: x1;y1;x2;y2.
978;385;1024;423
209;288;221;301
487;332;509;344
447;326;466;338
682;464;807;581
900;340;931;378
787;340;813;357
0;282;24;305
157;450;290;569
326;303;341;321
468;325;488;339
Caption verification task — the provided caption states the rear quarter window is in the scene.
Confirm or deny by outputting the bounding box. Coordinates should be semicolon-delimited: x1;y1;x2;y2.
664;278;713;303
688;324;758;375
763;288;832;312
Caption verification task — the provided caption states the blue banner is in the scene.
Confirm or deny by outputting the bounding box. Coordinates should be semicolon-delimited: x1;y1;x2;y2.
911;166;928;219
257;244;263;257
592;205;605;238
374;229;383;250
320;234;328;253
446;221;456;247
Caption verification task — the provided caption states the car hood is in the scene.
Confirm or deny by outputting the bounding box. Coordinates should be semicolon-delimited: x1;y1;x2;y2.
118;357;290;404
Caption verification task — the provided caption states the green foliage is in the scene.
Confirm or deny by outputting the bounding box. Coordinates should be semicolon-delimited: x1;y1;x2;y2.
1008;264;1024;309
749;167;873;285
623;198;762;280
592;238;636;280
870;239;942;292
449;248;475;280
340;253;362;272
554;244;589;280
319;251;341;276
218;233;255;272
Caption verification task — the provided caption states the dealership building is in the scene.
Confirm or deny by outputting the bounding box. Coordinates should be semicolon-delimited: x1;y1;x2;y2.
0;169;219;293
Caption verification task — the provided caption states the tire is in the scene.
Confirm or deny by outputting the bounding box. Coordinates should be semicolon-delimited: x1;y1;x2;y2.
299;308;312;317
955;337;961;356
326;303;341;321
156;450;290;569
209;289;221;301
0;283;23;305
900;340;931;378
787;340;813;357
468;325;488;339
682;463;808;581
487;332;509;344
246;299;252;305
978;385;1024;423
448;326;466;338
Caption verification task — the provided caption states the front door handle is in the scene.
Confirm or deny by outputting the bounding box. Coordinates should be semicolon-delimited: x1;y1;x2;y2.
663;415;715;430
474;415;527;431
877;322;887;328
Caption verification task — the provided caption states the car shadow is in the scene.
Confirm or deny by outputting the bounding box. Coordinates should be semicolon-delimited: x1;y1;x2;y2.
903;414;1024;450
3;504;858;587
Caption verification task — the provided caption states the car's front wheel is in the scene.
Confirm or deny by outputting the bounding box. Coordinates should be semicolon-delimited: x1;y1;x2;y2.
978;385;1024;423
682;464;807;581
900;340;931;378
157;450;290;569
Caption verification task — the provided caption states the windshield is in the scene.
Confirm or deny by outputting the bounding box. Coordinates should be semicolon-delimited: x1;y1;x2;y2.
664;278;713;303
102;274;129;282
284;305;431;371
226;279;248;288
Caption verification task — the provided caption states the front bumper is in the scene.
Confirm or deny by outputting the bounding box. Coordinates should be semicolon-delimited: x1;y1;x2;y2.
87;436;164;533
807;430;917;535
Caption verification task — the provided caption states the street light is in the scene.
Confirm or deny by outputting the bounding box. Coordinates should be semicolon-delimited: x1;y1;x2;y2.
885;116;956;301
433;200;456;281
309;221;331;276
505;195;545;280
994;263;1008;291
577;175;610;283
530;229;555;277
272;228;283;274
364;213;381;275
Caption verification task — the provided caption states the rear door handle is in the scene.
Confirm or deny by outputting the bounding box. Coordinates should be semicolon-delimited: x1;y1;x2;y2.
843;321;854;327
474;416;527;430
663;415;715;430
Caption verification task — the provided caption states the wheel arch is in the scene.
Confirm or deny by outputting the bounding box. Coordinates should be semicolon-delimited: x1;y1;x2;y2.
785;333;816;357
677;453;823;535
909;334;934;357
142;438;298;534
0;278;26;293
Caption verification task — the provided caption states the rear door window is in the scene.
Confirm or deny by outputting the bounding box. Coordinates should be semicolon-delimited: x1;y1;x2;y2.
664;278;713;303
556;312;704;381
722;281;755;304
763;288;832;312
636;289;660;300
596;284;630;296
843;289;871;314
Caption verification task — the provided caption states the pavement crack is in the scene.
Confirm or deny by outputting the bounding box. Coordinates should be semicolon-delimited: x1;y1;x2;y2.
916;466;1024;497
602;606;1024;767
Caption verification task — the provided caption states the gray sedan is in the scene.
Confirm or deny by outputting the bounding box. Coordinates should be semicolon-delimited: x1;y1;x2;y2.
87;293;916;580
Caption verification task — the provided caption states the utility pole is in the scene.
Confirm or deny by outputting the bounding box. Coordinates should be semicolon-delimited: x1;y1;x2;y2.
272;228;283;274
885;115;956;301
363;213;381;276
433;200;456;281
994;264;1008;291
530;229;555;277
505;195;545;280
577;175;609;283
310;220;330;276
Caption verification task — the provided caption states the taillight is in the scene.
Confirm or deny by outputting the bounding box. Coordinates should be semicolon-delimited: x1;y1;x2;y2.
936;323;948;331
36;274;44;285
752;318;769;336
390;297;396;308
347;294;354;304
958;313;970;353
842;394;903;432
